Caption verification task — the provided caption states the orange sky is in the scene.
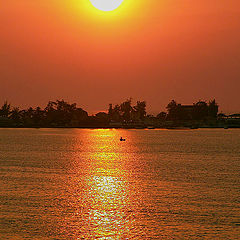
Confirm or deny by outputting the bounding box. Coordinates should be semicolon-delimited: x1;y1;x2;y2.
0;0;240;114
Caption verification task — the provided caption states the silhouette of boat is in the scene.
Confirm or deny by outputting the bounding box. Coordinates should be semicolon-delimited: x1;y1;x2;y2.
120;137;126;141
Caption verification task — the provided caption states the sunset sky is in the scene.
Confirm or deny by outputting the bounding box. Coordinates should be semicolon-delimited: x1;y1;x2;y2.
1;0;240;114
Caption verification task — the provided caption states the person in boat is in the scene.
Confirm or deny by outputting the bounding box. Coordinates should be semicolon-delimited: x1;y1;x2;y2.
120;137;126;141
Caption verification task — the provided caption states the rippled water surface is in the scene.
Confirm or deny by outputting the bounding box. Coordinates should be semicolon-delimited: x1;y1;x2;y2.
0;128;240;239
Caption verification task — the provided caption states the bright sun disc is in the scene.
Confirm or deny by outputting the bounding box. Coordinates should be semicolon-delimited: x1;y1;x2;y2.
89;0;124;11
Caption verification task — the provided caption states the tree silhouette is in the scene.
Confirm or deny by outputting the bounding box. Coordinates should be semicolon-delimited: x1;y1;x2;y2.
157;112;167;121
0;101;11;117
110;104;121;122
0;98;225;128
9;107;21;124
208;99;219;118
133;101;146;120
120;99;132;122
166;100;181;120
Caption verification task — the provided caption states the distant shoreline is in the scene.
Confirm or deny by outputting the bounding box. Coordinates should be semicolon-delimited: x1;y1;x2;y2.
1;99;240;129
0;126;239;129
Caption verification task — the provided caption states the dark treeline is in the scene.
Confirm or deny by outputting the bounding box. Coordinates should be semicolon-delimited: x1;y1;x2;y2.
0;98;239;128
165;99;218;121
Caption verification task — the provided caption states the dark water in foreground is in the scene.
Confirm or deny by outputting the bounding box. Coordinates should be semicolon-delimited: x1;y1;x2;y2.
0;128;239;239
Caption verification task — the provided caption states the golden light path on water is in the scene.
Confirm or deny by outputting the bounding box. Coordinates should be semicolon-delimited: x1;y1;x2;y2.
82;130;131;238
67;129;141;239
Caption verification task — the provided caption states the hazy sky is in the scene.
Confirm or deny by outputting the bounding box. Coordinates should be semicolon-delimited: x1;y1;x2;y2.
1;0;240;114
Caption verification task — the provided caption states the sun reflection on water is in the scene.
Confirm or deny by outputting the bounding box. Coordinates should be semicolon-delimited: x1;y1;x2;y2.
76;129;135;239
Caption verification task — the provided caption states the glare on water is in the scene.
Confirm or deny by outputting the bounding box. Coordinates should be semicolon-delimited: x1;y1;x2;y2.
73;129;135;239
0;128;240;239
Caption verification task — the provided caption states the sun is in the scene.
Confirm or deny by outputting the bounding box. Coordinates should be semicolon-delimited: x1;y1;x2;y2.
89;0;124;12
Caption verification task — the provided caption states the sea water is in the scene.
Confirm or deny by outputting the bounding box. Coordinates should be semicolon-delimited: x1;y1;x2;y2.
0;128;239;239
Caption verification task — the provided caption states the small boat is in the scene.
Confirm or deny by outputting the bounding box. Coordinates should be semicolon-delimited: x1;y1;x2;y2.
120;137;126;141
